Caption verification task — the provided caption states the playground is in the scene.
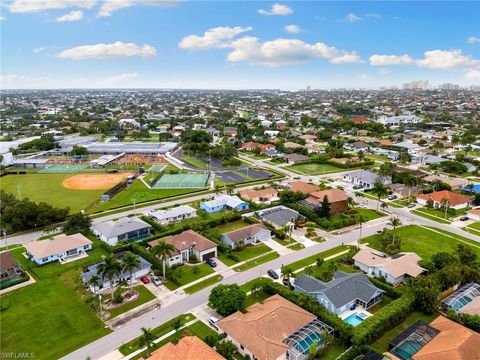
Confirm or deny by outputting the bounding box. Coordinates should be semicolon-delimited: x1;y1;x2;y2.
151;173;209;189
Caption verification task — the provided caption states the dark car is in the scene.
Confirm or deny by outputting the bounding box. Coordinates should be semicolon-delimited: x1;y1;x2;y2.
206;258;217;268
387;194;398;200
459;216;469;221
282;277;291;287
267;269;279;279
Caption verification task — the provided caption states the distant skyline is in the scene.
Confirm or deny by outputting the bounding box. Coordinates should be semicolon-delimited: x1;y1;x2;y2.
1;1;479;90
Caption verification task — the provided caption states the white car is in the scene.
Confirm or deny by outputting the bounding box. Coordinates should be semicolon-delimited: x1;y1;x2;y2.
151;275;162;286
208;316;219;330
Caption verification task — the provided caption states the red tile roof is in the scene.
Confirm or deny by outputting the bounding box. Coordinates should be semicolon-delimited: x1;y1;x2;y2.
417;190;470;207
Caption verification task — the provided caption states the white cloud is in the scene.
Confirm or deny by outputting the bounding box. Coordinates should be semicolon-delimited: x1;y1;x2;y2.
0;74;52;88
284;24;302;33
56;10;84;22
464;68;480;81
257;3;293;16
346;12;362;22
97;0;177;17
57;41;157;59
416;49;479;69
467;36;480;44
8;0;95;13
226;37;361;66
369;54;414;65
33;47;48;53
179;26;252;50
98;72;139;86
330;52;362;64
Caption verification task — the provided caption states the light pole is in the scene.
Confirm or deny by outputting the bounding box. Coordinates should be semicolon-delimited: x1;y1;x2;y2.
17;184;22;201
2;229;7;251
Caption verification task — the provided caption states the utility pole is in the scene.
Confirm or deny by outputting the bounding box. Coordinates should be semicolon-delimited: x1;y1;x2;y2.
17;185;22;201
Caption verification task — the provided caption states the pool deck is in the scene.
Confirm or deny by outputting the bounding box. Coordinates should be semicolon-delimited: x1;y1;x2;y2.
339;308;372;321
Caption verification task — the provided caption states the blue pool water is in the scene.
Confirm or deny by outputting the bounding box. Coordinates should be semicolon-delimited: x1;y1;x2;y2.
451;296;473;311
343;314;365;327
392;340;423;360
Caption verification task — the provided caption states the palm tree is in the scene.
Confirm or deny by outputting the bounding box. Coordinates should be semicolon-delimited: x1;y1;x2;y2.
440;197;450;219
372;180;388;211
97;255;123;301
304;265;314;275
403;174;420;202
139;327;156;358
214;184;221;194
307;339;319;360
122;252;141;292
152;240;175;278
380;201;389;211
389;216;402;233
88;274;101;293
347;197;356;209
357;214;365;248
327;261;338;276
171;318;182;342
226;184;235;195
467;183;474;194
281;266;295;282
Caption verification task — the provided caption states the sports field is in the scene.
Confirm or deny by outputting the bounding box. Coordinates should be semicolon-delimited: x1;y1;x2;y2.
0;173;126;212
152;173;209;189
39;164;90;173
148;164;167;172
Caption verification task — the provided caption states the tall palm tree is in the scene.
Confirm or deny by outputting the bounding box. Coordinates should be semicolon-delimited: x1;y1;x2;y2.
389;216;402;233
372;180;388;211
281;266;295;282
357;214;365;248
304;265;314;275
327;261;338;276
307;339;319;360
122;252;141;292
171;318;182;342
152;240;175;278
88;274;101;293
440;197;450;219
403;174;420;202
380;201;389;211
97;255;123;300
139;327;156;358
347;197;356;209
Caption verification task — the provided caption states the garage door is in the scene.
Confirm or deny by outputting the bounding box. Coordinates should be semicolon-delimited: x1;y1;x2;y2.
202;251;216;261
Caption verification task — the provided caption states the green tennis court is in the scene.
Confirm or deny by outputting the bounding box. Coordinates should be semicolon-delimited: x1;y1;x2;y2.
148;164;167;172
39;164;89;173
152;173;209;188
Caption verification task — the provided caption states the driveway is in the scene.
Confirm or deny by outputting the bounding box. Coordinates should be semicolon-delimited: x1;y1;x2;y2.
263;238;293;256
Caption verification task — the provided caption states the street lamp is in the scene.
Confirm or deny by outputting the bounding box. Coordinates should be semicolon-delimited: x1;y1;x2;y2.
17;184;23;201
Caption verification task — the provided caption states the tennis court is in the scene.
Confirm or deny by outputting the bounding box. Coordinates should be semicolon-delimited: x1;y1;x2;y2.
148;164;167;172
39;164;90;173
152;173;209;188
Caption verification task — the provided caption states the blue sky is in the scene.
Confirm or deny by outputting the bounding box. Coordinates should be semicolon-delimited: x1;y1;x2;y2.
1;1;479;89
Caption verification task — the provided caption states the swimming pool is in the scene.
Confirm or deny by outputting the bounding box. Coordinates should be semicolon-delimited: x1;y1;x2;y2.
343;313;367;327
451;295;473;310
392;339;423;359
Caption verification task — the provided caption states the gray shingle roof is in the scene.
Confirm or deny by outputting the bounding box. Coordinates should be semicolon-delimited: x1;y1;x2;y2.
93;217;152;238
258;206;299;227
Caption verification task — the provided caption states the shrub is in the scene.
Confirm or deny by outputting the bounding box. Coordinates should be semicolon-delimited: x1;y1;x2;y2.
114;294;124;304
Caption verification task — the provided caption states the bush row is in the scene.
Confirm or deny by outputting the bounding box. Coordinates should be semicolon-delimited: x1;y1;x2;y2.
368;277;403;299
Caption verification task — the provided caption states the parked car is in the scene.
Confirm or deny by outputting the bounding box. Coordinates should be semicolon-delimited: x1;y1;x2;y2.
151;275;162;286
206;258;217;268
282;277;291;286
459;216;469;221
267;269;279;279
140;276;150;284
387;194;398;200
358;204;368;209
353;185;363;190
293;176;301;180
208;316;219;330
408;203;416;208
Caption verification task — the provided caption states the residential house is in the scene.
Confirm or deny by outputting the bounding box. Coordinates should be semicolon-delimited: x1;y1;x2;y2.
256;205;302;229
284;142;304;150
145;336;225;360
466;209;480;221
353;249;425;285
217;295;334;360
442;283;480;315
148;230;217;266
81;251;151;293
289;181;318;194
388;184;422;199
392;141;421;154
345;141;371;153
220;224;271;249
411;154;446;165
285;153;309;164
423;175;469;190
92;217;153;246
293;271;384;315
24;233;93;265
241;142;274;153
200;194;249;213
148;205;197;225
394;166;427;178
0;251;25;284
416;190;470;210
263;148;285;158
239;188;279;204
343;170;392;189
224;127;238;138
300;188;349;214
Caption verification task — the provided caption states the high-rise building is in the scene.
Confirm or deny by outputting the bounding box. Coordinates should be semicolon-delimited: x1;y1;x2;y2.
402;80;431;90
439;83;460;90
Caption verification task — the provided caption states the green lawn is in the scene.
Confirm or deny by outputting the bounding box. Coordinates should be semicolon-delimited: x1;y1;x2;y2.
1;173;104;212
119;313;196;355
163;264;215;290
216;219;253;233
370;311;438;353
288;163;345;175
218;243;272;266
180;155;208;169
244;289;271;307
288;245;350;272
233;252;279;272
361;225;480;259
184;274;223;294
464;221;480;235
322;339;349;360
288;243;305;251
0;277;110;360
355;208;384;221
107;285;157;319
412;208;451;224
92;180;201;212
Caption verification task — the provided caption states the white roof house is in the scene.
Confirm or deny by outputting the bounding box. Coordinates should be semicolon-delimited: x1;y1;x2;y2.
148;205;197;225
92;217;152;246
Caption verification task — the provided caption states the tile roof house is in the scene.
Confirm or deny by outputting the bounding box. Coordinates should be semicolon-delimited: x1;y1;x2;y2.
289;181;318;194
217;295;334;360
285;153;309;164
242;142;275;153
239;188;279;204
353;249;425;285
416;190;471;210
220;224;271;249
284;141;304;150
293;271;384;315
148;230;217;265
423;175;469;190
148;205;197;225
200;194;249;213
144;336;225;360
92;217;153;246
24;233;93;265
300;189;349;215
343;170;392;189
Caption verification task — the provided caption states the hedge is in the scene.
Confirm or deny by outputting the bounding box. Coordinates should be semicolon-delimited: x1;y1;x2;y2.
368;277;403;299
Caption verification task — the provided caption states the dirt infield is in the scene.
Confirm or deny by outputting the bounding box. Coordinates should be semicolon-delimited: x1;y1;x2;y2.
62;173;134;190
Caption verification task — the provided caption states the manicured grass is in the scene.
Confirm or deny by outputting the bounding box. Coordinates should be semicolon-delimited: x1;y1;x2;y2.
1;173;104;212
184;274;223;294
272;236;296;246
92;180;200;212
244;290;271;307
216;219;252;233
163;264;215;290
355;208;384;221
288;243;305;251
0;277;110;360
180;155;208;169
288;163;345;175
412;208;451;223
233;252;279;272
322;339;349;360
370;311;438;353
107;285;156;319
218;243;272;266
361;225;480;259
464;221;480;235
295;257;358;281
288;245;350;272
119;313;196;355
